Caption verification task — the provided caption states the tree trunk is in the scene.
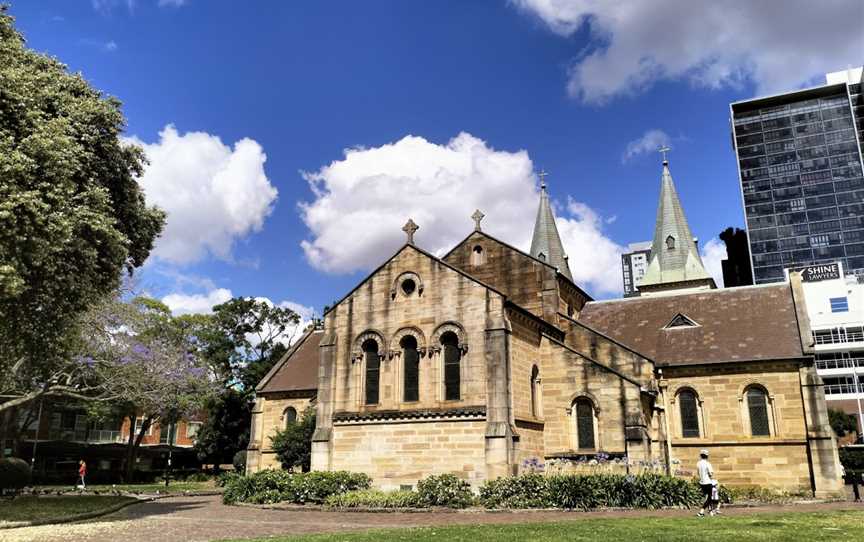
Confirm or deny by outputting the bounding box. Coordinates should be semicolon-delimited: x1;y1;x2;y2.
123;414;153;482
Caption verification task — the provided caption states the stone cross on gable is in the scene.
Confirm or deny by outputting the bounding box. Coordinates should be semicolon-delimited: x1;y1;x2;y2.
659;145;671;164
402;218;419;245
471;209;485;231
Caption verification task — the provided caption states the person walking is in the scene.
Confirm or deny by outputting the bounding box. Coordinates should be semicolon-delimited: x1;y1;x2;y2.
696;449;716;517
77;459;87;489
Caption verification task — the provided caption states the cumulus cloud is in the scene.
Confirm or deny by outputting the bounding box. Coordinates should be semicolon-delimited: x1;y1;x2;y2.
557;200;625;295
622;129;671;163
299;132;623;296
699;237;727;288
128;125;277;265
513;0;864;103
162;288;233;315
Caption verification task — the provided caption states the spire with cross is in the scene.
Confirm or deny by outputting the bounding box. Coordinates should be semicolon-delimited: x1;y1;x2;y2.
402;218;419;245
471;209;485;231
658;145;671;165
538;169;549;190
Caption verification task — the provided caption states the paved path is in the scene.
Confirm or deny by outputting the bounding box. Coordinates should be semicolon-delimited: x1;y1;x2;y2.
1;494;861;542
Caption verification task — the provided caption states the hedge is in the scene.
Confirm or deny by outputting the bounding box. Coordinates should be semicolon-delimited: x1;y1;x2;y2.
480;473;714;510
325;489;422;509
222;470;371;504
0;457;31;493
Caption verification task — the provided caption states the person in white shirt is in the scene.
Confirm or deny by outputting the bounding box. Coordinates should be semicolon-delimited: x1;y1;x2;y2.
696;449;716;517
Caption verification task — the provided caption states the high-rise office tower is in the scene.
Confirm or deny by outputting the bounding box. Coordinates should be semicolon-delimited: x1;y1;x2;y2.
621;241;651;297
730;67;864;284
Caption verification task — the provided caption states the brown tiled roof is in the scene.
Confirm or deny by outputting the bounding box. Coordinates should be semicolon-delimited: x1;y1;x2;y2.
578;284;805;366
256;328;322;393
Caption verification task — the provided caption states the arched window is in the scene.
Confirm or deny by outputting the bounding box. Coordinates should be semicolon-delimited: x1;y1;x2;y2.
401;335;419;402
471;245;486;266
678;389;700;438
746;386;771;436
530;365;541;418
283;407;297;427
665;235;676;250
363;339;380;405
441;331;461;401
573;398;596;450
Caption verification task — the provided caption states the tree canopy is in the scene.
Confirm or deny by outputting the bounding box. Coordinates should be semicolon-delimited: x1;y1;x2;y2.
0;7;165;411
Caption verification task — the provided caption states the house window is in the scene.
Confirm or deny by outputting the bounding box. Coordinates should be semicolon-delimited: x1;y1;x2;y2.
678;389;700;438
530;365;541;418
283;407;297;426
830;297;849;312
186;421;202;439
159;423;177;444
441;331;461;401
746;387;771;436
666;235;676;250
574;398;596;450
134;417;153;437
363;339;380;405
401;335;420;402
471;245;486;266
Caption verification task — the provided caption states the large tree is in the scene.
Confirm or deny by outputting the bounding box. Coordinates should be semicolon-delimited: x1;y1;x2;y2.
0;6;165;414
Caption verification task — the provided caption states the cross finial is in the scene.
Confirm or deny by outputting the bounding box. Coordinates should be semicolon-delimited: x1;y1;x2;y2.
538;169;549;190
471;209;485;231
658;145;671;165
402;218;419;245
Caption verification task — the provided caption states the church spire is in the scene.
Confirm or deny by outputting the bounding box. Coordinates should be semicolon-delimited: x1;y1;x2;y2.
530;171;573;280
638;152;715;295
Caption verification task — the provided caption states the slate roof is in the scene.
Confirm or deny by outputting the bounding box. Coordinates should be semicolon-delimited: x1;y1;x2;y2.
578;283;806;367
530;183;573;281
256;328;323;393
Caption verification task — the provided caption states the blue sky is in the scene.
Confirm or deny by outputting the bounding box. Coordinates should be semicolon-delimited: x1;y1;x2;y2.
10;1;864;317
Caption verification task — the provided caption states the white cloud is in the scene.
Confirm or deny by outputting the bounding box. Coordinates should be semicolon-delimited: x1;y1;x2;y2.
699;237;727;288
299;132;623;296
158;0;187;6
162;288;233;315
104;40;118;52
127;125;278;265
513;0;864;103
622;129;670;163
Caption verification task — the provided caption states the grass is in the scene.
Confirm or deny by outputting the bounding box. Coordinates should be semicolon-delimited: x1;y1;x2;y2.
0;495;136;524
223;511;864;542
34;480;217;494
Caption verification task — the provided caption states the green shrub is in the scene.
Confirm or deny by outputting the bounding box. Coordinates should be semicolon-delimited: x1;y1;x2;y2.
217;471;242;488
222;469;371;505
479;473;706;510
416;473;474;508
232;450;247;473
726;485;806;503
271;407;316;472
840;448;864;472
325;489;422;509
184;471;212;482
0;457;31;493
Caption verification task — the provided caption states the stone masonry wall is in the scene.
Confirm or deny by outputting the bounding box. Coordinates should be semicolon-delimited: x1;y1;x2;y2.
330;419;487;489
251;394;314;471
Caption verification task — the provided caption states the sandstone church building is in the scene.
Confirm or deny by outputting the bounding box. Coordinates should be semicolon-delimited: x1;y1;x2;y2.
247;158;843;496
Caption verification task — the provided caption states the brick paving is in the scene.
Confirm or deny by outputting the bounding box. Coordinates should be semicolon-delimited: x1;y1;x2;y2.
0;494;861;542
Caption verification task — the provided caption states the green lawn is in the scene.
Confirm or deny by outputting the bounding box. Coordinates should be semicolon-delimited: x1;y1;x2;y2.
225;511;864;542
34;480;217;494
0;495;136;524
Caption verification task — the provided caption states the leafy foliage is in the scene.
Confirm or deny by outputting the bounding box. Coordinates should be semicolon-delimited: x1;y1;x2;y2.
839;448;864;472
0;7;164;412
233;450;247;473
221;470;371;505
415;473;474;508
193;390;252;467
325;489;422;509
0;457;31;491
829;408;859;437
270;407;316;472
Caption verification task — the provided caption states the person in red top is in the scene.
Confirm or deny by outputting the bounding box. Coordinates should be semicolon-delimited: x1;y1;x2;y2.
77;459;87;489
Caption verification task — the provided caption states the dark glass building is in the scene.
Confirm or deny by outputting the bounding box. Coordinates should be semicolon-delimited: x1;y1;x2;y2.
731;68;864;284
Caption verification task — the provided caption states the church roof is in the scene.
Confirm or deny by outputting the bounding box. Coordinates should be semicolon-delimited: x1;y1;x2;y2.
530;183;573;281
256;327;323;394
639;160;715;291
578;283;806;367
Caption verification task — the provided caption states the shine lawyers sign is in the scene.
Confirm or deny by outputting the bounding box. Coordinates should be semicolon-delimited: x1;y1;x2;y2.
799;263;841;282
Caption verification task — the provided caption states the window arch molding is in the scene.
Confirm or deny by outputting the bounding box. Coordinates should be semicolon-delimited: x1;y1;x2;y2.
737;382;777;437
390;272;424;299
351;329;387;364
389;327;427;358
669;385;705;439
430;321;468;354
566;391;601;414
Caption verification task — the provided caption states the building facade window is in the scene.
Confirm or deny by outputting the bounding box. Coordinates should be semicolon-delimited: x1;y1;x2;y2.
573;398;596;450
678;389;700;438
186;421;202;439
746;386;771;436
283;407;297;426
363;339;380;405
530;365;541;418
666;235;676;250
441;331;461;401
830;296;849;312
401;335;420;402
159;423;176;444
